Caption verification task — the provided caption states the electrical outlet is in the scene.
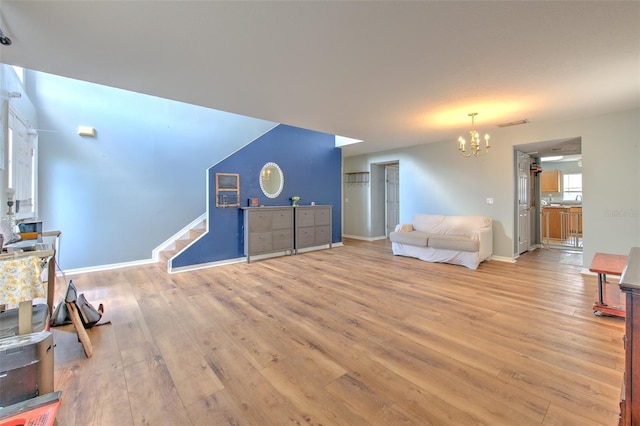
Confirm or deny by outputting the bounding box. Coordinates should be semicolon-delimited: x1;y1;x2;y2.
486;198;494;205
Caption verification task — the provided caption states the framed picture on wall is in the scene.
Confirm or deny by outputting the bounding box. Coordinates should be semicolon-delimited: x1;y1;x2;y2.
215;173;240;207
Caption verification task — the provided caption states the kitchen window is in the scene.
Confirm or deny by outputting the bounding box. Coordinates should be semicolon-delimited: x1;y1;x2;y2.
562;173;582;201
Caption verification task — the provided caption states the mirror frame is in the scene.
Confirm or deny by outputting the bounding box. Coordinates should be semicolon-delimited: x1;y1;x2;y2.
259;162;284;199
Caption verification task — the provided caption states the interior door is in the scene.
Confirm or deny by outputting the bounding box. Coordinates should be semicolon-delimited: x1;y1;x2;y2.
517;151;530;254
8;107;38;219
386;165;400;236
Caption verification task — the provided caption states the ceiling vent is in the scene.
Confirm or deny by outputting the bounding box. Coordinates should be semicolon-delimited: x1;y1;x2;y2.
497;119;529;128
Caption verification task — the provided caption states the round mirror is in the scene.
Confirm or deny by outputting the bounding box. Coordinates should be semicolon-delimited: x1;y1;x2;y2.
259;162;284;198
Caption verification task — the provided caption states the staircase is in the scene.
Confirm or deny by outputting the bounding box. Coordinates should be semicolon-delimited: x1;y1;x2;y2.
158;218;207;272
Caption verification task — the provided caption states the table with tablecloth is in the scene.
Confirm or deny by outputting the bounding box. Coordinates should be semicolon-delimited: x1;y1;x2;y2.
0;255;47;304
0;253;51;335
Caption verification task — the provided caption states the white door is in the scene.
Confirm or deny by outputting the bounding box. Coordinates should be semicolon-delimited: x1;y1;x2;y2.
8;108;38;219
517;151;530;254
386;165;400;236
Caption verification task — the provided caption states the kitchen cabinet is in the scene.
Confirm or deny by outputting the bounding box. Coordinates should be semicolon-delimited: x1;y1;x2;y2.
569;206;582;235
542;207;569;239
541;170;561;193
542;206;582;240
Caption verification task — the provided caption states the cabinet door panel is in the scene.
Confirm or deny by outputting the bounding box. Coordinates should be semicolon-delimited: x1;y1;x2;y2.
297;227;315;247
272;229;293;250
249;211;273;231
249;232;272;253
296;209;315;227
570;207;582;234
314;208;331;226
315;225;331;244
272;209;293;229
541;170;561;193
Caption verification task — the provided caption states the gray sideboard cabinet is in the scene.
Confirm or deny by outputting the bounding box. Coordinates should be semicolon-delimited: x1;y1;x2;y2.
294;205;332;254
243;207;294;263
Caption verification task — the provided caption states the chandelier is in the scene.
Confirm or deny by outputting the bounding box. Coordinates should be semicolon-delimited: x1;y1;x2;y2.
457;112;490;157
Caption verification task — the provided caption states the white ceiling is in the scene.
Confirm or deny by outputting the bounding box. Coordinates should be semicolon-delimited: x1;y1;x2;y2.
1;1;639;157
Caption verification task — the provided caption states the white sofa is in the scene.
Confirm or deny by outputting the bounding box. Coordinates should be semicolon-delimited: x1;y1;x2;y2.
389;213;492;269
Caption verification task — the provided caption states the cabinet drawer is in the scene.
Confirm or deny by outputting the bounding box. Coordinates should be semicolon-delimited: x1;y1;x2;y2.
315;225;331;244
248;211;273;231
272;209;293;229
249;231;272;254
296;209;315;227
314;208;331;226
272;229;293;250
297;227;315;247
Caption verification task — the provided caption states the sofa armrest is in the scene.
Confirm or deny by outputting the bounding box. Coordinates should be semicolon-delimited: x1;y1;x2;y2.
477;225;493;261
394;224;414;232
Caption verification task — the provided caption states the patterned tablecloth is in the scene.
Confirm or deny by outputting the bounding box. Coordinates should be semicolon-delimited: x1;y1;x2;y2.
0;255;46;306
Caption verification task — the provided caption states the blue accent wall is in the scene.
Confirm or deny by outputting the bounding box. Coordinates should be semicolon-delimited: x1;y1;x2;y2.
173;124;342;267
26;69;276;270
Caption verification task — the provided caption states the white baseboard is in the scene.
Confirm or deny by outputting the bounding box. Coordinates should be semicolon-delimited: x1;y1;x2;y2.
60;257;158;276
169;256;247;274
490;255;516;263
343;234;388;241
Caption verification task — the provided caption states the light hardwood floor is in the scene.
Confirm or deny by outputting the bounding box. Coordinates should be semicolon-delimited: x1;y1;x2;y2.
50;239;625;425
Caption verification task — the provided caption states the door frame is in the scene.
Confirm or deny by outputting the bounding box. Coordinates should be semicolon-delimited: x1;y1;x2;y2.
385;163;400;237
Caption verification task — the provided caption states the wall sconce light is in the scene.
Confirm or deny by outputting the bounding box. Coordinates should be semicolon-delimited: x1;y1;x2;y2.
78;126;96;137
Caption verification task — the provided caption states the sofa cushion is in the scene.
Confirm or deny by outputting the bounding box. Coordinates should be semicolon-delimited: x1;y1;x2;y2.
389;231;429;247
412;214;491;239
412;214;446;233
427;234;480;252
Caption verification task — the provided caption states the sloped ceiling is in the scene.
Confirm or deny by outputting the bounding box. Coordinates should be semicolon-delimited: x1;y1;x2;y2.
0;1;638;157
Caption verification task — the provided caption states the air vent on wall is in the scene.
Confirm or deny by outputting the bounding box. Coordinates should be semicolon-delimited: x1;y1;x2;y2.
497;119;529;128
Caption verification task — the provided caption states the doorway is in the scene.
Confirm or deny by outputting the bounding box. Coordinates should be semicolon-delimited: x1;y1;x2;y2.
539;155;583;251
514;138;582;255
385;164;400;236
516;151;532;254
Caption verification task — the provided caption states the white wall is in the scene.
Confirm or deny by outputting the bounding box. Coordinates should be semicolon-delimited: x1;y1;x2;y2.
344;108;640;266
26;69;276;270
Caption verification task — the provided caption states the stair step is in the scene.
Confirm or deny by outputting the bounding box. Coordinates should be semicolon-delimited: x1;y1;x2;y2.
160;250;177;261
159;219;206;267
